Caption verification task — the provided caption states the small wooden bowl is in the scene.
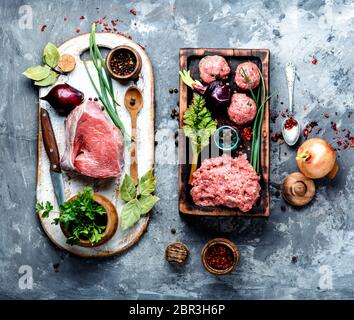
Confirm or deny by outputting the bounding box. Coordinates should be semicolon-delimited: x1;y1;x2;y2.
60;193;118;247
105;45;142;83
201;238;239;275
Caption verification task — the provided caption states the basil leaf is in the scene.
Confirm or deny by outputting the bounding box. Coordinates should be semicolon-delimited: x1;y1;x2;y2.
34;70;58;87
119;174;136;202
23;65;50;81
138;195;159;215
43;42;60;68
121;199;141;230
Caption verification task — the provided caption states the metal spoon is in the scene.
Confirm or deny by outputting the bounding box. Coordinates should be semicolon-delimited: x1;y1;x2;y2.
124;86;144;185
282;62;301;146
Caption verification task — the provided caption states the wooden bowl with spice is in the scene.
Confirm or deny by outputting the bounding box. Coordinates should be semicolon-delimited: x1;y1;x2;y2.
105;45;142;83
60;193;118;248
201;238;239;275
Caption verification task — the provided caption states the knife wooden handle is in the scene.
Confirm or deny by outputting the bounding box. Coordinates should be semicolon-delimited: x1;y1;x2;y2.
40;108;61;172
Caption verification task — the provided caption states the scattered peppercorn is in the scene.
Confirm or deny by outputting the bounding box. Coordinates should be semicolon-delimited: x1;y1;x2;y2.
170;108;179;120
171;228;176;235
291;256;298;263
41;25;47;32
53;262;60;272
205;244;234;271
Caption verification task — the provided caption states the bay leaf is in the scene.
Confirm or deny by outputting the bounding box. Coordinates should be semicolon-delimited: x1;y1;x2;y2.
34;70;58;87
22;65;50;81
121;199;141;230
43;42;60;68
119;174;136;202
139;177;156;196
138;195;159;215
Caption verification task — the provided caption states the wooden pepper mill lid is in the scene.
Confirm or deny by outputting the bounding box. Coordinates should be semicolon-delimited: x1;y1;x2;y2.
282;172;315;206
165;242;189;265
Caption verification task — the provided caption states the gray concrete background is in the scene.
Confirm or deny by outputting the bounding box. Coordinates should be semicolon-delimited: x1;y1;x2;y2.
1;0;354;300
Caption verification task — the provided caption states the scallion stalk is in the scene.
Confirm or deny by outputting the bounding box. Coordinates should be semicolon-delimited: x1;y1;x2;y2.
84;23;128;140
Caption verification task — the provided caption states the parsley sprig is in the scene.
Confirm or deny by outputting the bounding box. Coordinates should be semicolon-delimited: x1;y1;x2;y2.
36;187;107;246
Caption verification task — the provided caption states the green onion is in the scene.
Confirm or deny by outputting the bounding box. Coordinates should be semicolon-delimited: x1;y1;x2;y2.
243;66;271;174
84;23;128;139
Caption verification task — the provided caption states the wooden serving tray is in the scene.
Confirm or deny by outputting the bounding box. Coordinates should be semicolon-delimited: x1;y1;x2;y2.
178;48;270;217
36;33;154;257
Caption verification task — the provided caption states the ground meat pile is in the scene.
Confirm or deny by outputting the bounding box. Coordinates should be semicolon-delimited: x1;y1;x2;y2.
228;93;257;125
190;154;261;212
235;61;260;90
199;55;231;84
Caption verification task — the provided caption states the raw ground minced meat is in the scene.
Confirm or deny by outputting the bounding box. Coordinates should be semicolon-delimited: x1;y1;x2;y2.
190;154;261;212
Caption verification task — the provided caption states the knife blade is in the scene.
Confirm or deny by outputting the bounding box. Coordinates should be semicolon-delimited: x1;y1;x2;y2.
40;108;65;206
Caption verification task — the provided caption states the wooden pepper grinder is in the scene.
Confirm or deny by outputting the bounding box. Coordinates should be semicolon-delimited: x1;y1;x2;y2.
282;172;316;206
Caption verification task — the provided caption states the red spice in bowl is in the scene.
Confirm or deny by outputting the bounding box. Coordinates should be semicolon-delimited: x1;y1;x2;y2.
206;244;234;270
201;238;239;275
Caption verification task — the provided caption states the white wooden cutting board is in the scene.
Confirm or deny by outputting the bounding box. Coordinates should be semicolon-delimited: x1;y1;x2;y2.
36;33;154;257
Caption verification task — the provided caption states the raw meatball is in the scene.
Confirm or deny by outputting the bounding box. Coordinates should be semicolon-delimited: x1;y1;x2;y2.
199;55;230;84
191;154;261;212
235;61;260;90
228;93;257;126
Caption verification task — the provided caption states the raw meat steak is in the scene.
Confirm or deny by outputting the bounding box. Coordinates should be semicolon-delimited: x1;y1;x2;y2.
60;100;124;179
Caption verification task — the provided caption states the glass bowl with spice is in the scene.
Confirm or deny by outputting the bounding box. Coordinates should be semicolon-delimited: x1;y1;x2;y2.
105;45;142;83
201;238;239;275
213;125;240;151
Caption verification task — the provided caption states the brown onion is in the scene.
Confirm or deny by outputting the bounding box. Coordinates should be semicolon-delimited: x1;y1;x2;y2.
296;138;336;179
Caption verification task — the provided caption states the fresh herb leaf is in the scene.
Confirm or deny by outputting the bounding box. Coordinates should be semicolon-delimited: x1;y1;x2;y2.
138;195;159;215
183;93;217;183
34;70;59;87
41;187;107;246
43;42;60;68
120;174;137;202
35;201;53;218
35;202;44;213
119;168;159;230
23;65;50;81
121;199;141;230
139;168;154;186
139;172;157;196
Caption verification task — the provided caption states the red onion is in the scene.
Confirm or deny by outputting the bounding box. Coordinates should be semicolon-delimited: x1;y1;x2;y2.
41;83;84;116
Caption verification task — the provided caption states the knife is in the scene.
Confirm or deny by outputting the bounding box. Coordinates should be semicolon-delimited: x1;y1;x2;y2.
40;108;65;206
